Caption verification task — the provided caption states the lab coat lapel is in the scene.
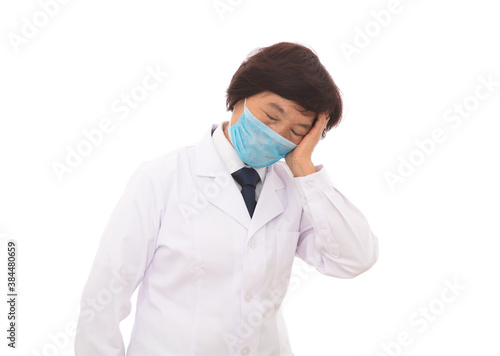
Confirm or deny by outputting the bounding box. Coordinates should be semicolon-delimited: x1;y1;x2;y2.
247;165;285;238
195;124;250;229
194;125;286;235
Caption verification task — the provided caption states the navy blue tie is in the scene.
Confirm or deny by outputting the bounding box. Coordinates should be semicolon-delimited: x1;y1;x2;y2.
232;167;261;218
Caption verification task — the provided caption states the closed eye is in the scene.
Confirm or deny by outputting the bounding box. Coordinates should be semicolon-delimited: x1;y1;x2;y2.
265;113;303;137
266;113;278;122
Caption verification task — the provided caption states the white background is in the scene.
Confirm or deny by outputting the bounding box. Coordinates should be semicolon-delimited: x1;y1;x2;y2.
1;0;499;355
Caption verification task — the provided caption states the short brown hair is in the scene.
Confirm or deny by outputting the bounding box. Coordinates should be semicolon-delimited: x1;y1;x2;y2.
226;42;343;139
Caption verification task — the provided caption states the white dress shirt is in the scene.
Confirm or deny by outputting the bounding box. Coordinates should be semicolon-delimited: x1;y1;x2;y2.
74;122;379;356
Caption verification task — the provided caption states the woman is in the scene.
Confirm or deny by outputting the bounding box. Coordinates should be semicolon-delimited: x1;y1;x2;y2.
75;42;378;356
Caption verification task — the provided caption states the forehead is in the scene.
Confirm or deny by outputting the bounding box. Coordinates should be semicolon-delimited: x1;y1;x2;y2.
258;91;316;119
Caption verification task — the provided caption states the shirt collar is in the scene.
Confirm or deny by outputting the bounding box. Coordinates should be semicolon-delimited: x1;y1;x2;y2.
212;121;267;183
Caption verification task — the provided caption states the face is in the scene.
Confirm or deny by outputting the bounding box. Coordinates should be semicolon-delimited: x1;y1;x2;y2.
225;91;317;146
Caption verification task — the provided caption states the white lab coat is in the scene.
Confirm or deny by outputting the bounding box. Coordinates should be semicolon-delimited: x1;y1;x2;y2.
74;123;379;356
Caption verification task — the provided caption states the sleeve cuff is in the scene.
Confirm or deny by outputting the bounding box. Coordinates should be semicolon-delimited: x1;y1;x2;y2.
293;164;337;198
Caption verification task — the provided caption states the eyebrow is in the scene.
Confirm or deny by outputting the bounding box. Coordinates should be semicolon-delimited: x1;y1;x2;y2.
269;102;287;116
268;102;312;131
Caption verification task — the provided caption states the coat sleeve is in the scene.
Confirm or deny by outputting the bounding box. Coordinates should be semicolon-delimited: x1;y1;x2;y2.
292;164;379;278
74;162;163;355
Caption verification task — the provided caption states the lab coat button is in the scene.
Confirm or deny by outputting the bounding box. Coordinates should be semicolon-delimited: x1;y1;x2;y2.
305;180;315;189
240;346;250;355
248;239;256;248
244;292;253;302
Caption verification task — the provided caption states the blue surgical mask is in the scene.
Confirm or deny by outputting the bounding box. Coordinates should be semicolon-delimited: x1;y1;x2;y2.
228;98;297;168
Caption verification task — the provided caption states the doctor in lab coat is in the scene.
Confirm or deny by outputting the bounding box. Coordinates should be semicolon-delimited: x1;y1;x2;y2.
74;42;379;356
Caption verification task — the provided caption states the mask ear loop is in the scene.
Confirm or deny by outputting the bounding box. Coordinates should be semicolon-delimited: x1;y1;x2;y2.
228;98;247;131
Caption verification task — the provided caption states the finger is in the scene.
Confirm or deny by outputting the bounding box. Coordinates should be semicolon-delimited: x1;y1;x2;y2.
318;114;329;137
306;113;328;139
319;113;329;128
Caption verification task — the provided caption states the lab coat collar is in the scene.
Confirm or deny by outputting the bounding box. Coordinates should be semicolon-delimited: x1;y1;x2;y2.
195;124;286;237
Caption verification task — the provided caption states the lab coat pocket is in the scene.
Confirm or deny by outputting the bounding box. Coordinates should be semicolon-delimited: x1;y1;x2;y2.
272;231;300;301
